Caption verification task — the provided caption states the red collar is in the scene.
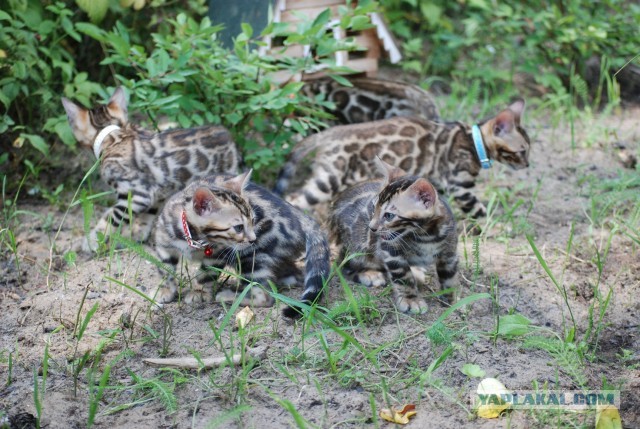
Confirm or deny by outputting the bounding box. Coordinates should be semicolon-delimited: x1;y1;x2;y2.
181;210;214;257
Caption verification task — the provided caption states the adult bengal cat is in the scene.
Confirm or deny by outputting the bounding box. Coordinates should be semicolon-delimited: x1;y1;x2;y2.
275;100;528;219
302;76;440;124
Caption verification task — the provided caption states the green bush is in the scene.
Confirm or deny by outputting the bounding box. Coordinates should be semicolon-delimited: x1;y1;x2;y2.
1;0;376;186
76;4;377;181
381;0;640;100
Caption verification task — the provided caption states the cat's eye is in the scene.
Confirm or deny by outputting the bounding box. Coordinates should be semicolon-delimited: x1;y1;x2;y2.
383;212;395;221
233;225;244;233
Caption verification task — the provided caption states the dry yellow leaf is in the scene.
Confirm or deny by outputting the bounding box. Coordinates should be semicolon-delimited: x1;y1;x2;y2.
0;49;7;58
379;404;416;424
235;306;254;329
476;378;511;419
596;405;622;429
12;136;24;148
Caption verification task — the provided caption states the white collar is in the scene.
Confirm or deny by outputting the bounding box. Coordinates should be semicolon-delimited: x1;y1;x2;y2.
93;125;121;158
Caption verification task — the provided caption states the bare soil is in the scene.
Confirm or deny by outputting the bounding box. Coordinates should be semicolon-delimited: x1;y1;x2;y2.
1;106;639;428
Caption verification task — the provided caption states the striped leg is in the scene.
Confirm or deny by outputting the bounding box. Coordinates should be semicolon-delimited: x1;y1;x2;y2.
387;257;428;314
436;251;459;303
449;173;486;219
287;169;338;210
85;182;158;252
215;256;275;307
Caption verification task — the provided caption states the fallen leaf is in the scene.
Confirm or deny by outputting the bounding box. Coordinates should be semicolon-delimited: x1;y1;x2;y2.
476;378;511;419
461;363;485;378
235;306;254;329
596;405;622;429
379;404;416;424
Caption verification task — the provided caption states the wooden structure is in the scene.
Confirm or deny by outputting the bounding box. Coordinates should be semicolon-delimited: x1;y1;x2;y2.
262;0;402;82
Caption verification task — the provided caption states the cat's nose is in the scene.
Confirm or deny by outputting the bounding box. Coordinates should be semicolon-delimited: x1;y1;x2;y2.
368;220;378;232
246;230;257;243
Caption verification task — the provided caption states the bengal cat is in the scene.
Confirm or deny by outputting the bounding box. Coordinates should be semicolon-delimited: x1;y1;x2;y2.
62;87;240;252
329;159;458;313
153;171;330;318
302;76;440;124
275;100;528;219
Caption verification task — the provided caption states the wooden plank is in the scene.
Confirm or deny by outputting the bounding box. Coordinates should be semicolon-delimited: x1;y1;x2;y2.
286;0;345;9
280;5;341;22
343;57;378;74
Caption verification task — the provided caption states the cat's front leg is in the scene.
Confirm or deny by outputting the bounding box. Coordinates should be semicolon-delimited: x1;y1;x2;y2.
449;172;486;219
182;260;225;304
215;259;275;307
435;250;459;304
84;182;158;252
388;259;428;314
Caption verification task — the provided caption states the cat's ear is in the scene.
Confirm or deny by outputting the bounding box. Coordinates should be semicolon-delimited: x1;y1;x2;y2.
375;157;405;184
222;170;252;195
107;87;128;124
508;98;525;125
406;178;438;208
493;98;525;135
61;98;87;127
192;188;219;216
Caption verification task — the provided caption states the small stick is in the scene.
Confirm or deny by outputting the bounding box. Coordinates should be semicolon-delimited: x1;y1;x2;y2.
143;346;267;369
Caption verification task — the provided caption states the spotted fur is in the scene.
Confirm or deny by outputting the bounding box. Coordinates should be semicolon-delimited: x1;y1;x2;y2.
153;171;330;318
62;87;240;251
275;100;529;219
302;76;440;124
329;160;458;313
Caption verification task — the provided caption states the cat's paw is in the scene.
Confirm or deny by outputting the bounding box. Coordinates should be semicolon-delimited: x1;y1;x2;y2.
355;270;386;287
184;289;213;304
153;286;176;304
81;234;100;253
395;296;428;314
216;288;275;307
464;221;483;236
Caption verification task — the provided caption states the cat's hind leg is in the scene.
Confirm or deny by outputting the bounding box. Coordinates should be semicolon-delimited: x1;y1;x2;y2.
286;167;338;210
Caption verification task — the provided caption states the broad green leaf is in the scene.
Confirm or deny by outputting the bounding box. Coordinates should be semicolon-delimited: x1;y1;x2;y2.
76;0;109;23
21;133;49;155
461;363;486;378
497;314;533;337
76;23;106;41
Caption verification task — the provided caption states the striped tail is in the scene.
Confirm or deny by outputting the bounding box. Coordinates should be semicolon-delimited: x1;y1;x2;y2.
273;134;322;196
282;219;331;318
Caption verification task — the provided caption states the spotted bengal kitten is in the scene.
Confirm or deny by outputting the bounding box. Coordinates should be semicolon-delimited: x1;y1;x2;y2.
62;87;240;252
329;159;458;313
302;76;440;124
153;171;330;318
275;100;528;219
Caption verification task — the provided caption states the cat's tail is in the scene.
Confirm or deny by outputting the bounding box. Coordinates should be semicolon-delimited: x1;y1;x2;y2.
282;219;331;318
273;134;322;196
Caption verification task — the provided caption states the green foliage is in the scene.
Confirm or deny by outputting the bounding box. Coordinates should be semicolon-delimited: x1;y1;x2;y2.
0;1;96;153
381;0;639;100
75;7;372;180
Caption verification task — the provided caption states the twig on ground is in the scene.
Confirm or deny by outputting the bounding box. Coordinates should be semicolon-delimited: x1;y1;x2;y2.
143;345;267;369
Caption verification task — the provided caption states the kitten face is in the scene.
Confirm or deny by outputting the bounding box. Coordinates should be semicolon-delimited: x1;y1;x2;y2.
481;99;530;170
189;188;256;247
61;87;128;148
368;176;439;243
189;171;256;249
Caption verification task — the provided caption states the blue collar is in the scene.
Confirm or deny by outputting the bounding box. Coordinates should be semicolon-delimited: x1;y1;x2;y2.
471;125;492;169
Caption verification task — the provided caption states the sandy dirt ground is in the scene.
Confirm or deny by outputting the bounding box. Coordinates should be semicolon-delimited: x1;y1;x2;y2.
1;105;639;428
